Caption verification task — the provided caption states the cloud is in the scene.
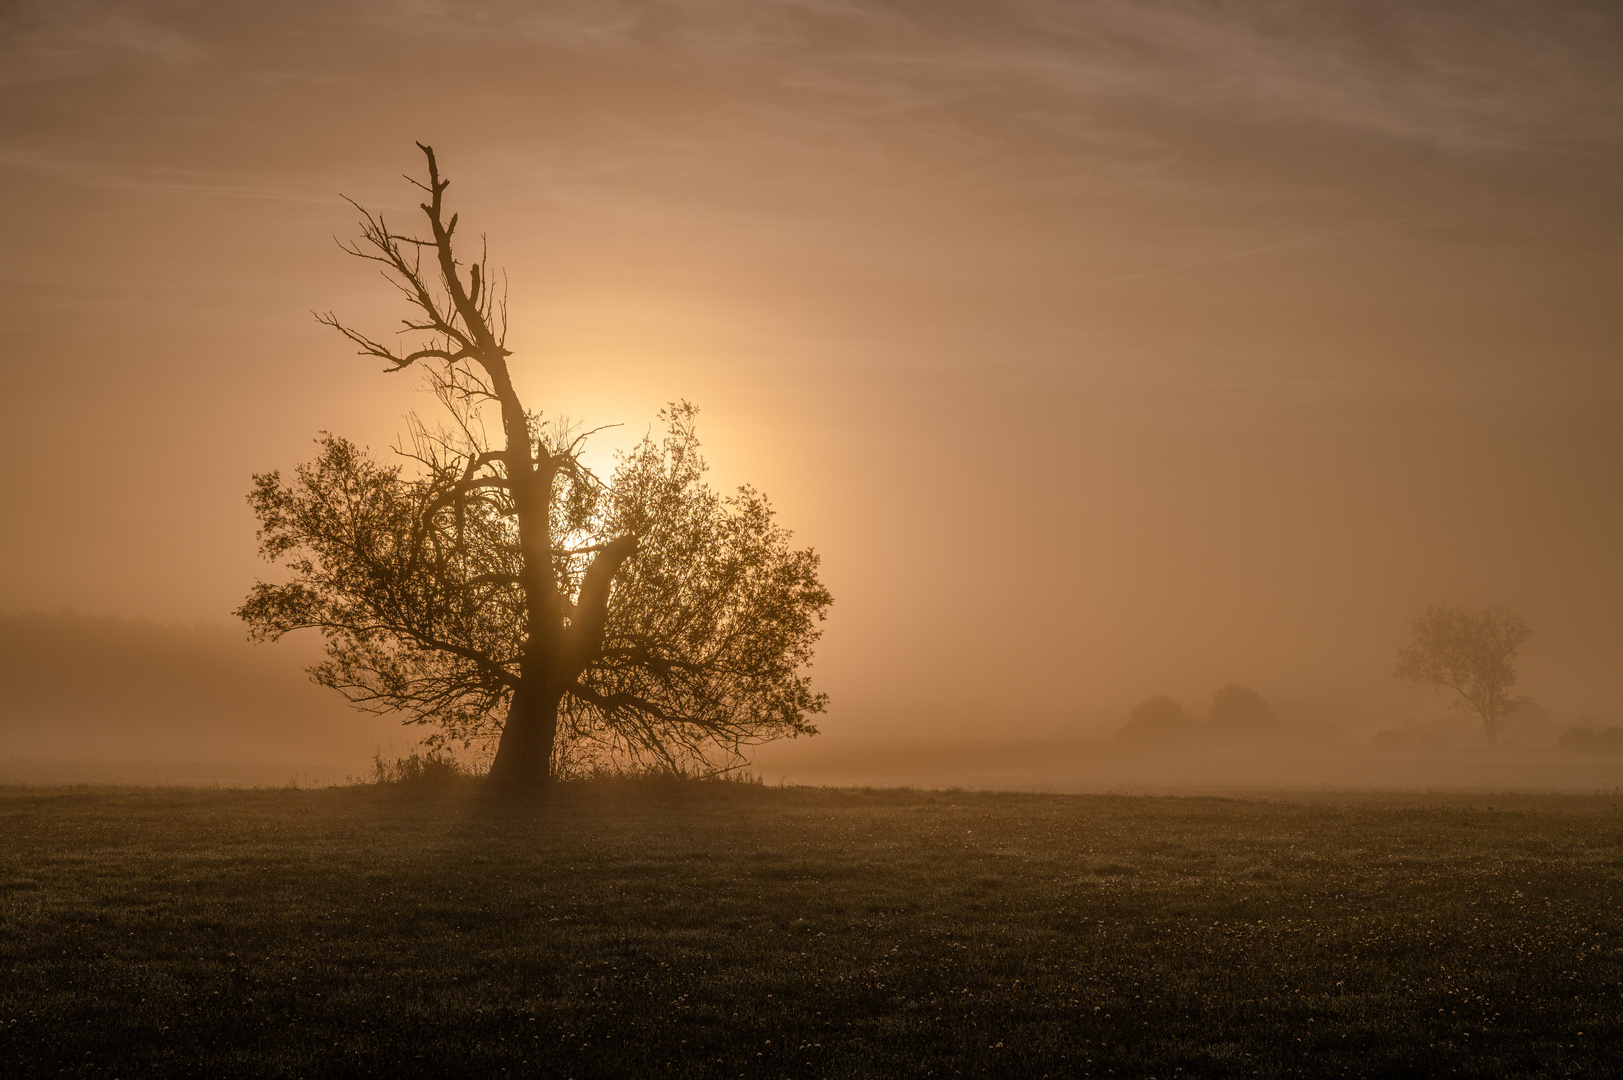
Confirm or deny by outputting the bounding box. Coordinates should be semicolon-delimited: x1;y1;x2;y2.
0;145;340;204
8;0;1620;222
419;0;1623;154
0;0;204;88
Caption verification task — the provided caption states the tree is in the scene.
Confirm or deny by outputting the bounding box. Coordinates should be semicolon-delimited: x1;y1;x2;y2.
237;145;832;790
1393;606;1530;745
1116;695;1198;744
1206;684;1278;741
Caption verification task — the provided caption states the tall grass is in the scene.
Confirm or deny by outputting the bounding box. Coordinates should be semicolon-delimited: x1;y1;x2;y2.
367;749;483;786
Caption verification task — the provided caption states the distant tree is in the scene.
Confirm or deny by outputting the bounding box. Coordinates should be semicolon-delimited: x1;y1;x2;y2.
238;145;832;790
1207;684;1278;741
1117;696;1199;743
1393;606;1530;745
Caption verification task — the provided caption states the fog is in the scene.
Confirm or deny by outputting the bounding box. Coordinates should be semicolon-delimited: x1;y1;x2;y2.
0;613;408;784
2;2;1622;786
4;612;1617;792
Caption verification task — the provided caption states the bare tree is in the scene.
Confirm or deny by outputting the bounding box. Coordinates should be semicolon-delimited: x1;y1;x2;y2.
237;145;832;789
1393;606;1531;745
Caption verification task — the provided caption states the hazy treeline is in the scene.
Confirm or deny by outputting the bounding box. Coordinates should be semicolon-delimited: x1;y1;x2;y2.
1554;724;1623;753
1116;685;1335;746
1116;684;1623;753
1367;707;1623;753
4;612;1619;791
0;612;400;769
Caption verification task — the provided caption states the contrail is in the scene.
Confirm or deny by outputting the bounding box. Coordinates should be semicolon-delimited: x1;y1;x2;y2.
1095;216;1422;286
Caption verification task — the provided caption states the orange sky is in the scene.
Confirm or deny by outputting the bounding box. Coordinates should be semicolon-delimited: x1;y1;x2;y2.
3;1;1621;740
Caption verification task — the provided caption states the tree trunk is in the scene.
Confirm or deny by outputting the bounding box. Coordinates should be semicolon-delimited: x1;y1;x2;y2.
486;679;562;791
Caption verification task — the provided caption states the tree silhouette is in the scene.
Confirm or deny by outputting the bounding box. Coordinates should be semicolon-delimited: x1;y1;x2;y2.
1207;684;1278;741
1393;606;1530;745
238;145;832;789
1117;696;1198;743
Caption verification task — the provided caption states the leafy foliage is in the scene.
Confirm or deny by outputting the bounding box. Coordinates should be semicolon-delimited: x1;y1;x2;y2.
239;403;830;776
564;406;831;775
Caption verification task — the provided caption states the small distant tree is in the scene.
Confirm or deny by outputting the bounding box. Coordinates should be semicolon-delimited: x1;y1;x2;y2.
1393;606;1530;745
237;145;832;790
1117;696;1198;743
1207;684;1278;741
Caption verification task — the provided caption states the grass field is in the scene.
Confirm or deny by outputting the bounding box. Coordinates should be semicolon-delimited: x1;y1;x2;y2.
2;783;1620;1077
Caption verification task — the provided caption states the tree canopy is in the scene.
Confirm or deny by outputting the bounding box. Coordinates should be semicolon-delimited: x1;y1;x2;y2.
238;145;831;786
1116;696;1198;744
1393;605;1530;745
1206;684;1279;741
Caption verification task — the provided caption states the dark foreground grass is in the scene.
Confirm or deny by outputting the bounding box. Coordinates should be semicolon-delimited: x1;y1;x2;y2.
2;783;1620;1078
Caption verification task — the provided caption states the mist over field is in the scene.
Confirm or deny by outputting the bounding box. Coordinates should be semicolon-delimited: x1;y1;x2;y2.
0;612;402;785
5;611;1618;792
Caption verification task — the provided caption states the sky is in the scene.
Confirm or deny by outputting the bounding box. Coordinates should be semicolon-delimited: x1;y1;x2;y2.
2;0;1621;747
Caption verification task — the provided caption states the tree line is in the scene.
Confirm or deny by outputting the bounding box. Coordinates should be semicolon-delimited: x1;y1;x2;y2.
1119;606;1547;748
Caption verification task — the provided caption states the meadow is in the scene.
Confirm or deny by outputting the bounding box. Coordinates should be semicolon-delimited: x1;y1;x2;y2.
2;782;1620;1077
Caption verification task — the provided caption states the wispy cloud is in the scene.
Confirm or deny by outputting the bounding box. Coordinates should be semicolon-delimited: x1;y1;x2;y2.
430;0;1623;154
15;1;1618;149
7;0;1620;220
0;146;339;204
0;0;204;88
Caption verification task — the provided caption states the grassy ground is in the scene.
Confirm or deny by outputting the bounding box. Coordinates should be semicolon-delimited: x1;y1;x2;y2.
2;783;1620;1078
